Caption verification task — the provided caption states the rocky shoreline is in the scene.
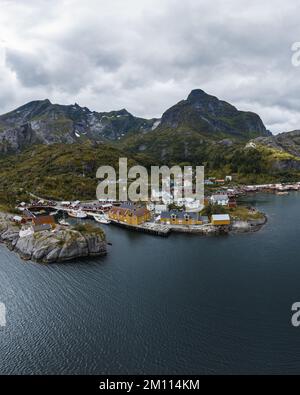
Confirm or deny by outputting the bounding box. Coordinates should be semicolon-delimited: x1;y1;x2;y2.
163;214;267;236
170;224;228;235
0;208;267;264
0;214;107;264
230;215;268;234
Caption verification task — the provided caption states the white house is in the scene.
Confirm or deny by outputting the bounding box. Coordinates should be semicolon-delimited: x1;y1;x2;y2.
161;191;173;204
147;203;168;214
147;202;155;211
154;204;168;214
13;215;23;223
210;194;229;206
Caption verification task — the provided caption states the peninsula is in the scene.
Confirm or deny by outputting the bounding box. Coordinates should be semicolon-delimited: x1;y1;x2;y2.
0;213;107;263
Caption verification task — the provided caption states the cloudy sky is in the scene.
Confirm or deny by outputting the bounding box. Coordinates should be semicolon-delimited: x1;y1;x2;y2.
0;0;300;133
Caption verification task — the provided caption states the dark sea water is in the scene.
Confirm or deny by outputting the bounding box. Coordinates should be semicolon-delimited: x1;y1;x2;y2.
1;193;300;374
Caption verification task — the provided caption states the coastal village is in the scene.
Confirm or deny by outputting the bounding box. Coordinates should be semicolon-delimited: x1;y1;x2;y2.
9;176;299;239
1;176;297;263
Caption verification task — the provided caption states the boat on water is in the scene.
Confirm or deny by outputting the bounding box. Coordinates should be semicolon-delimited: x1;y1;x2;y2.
50;210;59;216
68;210;88;219
86;210;104;217
58;219;70;226
32;209;47;215
92;214;111;224
276;191;289;196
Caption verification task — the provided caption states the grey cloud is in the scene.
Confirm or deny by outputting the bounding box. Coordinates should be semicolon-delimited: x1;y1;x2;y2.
5;47;93;94
5;49;50;87
0;0;300;133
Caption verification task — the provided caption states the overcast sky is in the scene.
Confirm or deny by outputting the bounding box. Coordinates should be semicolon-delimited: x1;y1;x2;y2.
0;0;300;133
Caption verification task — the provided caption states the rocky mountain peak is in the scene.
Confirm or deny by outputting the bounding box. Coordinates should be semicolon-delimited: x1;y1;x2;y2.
187;88;211;102
158;89;270;139
0;99;52;125
186;89;237;113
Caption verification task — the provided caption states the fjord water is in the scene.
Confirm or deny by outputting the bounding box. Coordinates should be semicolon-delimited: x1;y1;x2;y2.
1;193;300;374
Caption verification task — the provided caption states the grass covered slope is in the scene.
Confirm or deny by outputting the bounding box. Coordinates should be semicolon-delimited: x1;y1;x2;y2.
1;139;300;212
120;129;300;182
0;142;144;209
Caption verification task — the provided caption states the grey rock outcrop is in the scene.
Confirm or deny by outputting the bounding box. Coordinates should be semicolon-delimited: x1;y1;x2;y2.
0;216;107;263
255;130;300;158
230;216;267;233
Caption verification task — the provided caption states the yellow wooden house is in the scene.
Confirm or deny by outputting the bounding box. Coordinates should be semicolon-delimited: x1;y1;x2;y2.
109;203;151;225
211;214;231;225
160;211;208;226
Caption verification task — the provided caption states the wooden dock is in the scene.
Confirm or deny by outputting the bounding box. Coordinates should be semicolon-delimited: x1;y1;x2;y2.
110;220;171;237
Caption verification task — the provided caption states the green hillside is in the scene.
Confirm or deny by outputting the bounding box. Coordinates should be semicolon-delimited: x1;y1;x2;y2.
0;142;146;210
1;137;300;212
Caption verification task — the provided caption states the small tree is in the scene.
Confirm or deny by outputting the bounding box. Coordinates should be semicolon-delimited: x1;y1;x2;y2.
200;202;226;217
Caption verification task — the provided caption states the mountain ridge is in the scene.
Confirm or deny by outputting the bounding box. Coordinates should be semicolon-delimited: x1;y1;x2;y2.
0;89;270;154
0;99;158;153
